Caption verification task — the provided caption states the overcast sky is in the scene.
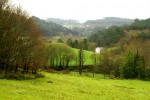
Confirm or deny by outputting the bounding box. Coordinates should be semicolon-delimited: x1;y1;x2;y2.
11;0;150;22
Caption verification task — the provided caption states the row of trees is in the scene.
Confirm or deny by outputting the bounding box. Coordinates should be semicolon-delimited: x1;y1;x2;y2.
0;0;45;75
66;38;95;50
46;42;75;70
45;42;85;75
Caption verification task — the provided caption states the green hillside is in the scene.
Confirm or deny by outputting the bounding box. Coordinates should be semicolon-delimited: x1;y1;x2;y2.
33;16;79;36
71;48;94;66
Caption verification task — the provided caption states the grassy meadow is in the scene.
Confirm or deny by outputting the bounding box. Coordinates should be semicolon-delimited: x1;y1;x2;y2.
0;72;150;100
70;48;94;66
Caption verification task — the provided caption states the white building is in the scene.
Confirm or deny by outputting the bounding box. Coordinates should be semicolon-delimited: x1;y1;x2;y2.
95;47;103;54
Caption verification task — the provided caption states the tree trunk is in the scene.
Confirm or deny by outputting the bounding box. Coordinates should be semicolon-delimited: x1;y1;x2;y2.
78;65;82;75
15;64;18;73
32;66;37;74
66;60;69;69
23;64;27;74
5;64;9;74
26;66;29;73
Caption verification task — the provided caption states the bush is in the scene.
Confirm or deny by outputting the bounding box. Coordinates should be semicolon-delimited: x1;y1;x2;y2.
121;51;146;79
0;72;44;80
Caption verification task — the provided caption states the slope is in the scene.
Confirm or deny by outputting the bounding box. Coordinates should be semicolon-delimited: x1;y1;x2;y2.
33;16;79;36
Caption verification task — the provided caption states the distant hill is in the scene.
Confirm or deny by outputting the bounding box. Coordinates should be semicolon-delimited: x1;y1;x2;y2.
78;17;134;36
46;17;134;36
46;17;134;27
84;17;134;28
33;17;79;36
46;18;80;28
36;17;135;36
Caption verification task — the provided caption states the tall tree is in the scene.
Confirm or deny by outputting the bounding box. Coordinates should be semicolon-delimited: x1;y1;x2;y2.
78;42;85;75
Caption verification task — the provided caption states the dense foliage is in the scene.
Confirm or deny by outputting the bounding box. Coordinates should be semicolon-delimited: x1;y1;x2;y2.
89;26;125;46
0;0;45;79
129;18;150;30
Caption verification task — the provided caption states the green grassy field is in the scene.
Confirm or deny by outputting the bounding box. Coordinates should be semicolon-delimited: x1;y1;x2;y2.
0;72;150;100
70;48;94;66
